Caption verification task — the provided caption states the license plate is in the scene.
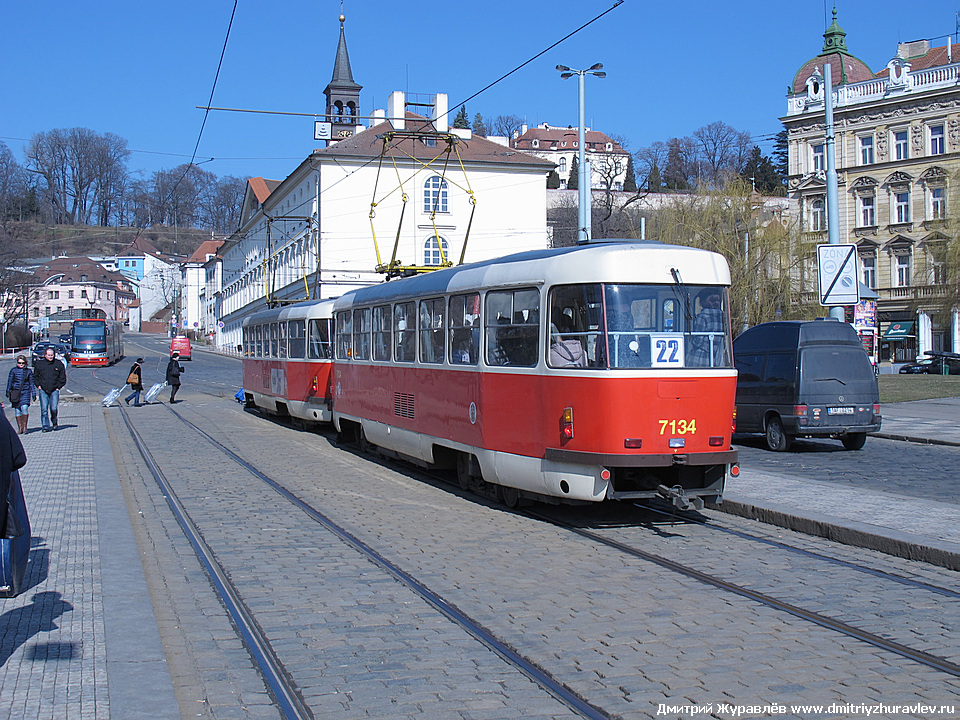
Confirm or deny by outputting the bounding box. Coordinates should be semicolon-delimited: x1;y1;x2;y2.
827;406;854;415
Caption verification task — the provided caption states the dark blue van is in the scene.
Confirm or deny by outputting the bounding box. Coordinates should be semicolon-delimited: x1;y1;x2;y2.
733;319;881;451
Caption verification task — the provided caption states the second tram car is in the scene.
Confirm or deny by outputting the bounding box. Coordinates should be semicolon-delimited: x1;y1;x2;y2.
70;318;124;366
331;241;739;508
241;300;336;423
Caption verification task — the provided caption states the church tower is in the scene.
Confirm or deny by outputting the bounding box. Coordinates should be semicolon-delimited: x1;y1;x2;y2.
323;14;362;144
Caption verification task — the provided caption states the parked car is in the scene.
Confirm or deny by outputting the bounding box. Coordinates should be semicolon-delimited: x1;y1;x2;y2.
733;319;881;451
31;341;70;366
898;351;960;375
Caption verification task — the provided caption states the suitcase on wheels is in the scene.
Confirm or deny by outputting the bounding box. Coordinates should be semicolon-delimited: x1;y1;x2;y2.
0;470;31;598
144;382;167;404
102;386;125;407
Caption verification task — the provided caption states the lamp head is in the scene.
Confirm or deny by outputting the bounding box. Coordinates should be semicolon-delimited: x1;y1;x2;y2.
588;62;604;71
555;64;570;72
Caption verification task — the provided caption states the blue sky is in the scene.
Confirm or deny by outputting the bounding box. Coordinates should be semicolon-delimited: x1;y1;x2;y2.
1;1;955;183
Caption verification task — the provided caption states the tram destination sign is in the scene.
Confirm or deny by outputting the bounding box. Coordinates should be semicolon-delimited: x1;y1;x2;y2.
817;244;860;306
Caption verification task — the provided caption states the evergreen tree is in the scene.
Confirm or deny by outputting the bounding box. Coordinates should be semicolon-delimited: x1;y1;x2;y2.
453;105;470;129
741;146;782;195
546;170;561;189
772;129;789;182
662;138;691;190
472;114;488;137
567;155;579;190
647;162;662;193
623;155;638;192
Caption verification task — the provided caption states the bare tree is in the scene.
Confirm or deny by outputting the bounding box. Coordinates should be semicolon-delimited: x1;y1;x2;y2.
26;128;129;225
490;114;524;139
200;175;245;234
0;142;32;223
693;121;752;186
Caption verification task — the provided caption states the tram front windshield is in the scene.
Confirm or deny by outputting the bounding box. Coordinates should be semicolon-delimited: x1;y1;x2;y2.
548;283;732;369
73;321;106;350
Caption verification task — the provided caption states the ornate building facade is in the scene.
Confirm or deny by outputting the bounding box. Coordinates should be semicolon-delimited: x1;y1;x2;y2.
783;11;959;360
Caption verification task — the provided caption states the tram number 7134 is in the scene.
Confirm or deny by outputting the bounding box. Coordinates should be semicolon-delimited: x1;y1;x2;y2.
659;419;697;435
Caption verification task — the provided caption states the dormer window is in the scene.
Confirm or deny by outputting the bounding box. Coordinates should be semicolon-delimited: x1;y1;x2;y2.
531;139;539;149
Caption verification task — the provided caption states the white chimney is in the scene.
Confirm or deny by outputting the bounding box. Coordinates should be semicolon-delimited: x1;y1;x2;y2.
370;108;385;128
432;93;448;132
387;91;405;130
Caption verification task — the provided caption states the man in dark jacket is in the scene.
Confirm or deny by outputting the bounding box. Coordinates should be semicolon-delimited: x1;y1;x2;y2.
33;346;67;432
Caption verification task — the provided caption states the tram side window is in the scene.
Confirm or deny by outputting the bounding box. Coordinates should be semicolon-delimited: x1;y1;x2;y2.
485;288;539;367
394;302;416;362
270;324;279;358
372;305;392;361
336;311;352;359
418;298;445;364
353;308;371;360
308;319;332;359
288;319;306;359
449;293;480;365
255;326;263;357
278;321;288;359
548;285;603;369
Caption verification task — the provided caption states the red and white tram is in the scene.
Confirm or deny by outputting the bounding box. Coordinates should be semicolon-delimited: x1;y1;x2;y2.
331;241;739;508
241;299;336;423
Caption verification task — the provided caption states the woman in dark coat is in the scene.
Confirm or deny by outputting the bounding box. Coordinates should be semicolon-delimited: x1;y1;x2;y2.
124;358;144;406
166;352;183;404
6;355;38;434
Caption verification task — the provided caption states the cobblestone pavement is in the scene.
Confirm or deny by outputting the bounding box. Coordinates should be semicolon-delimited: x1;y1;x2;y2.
2;389;959;719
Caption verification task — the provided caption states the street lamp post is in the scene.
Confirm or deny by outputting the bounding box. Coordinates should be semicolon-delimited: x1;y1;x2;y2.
556;63;605;244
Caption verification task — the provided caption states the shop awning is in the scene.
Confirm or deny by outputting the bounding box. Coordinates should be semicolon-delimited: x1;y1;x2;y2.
883;321;914;339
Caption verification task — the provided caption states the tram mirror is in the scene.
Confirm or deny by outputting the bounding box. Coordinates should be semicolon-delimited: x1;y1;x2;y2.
629;341;640;354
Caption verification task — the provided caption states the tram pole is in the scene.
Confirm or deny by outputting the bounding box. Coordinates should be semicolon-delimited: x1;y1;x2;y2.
824;63;845;322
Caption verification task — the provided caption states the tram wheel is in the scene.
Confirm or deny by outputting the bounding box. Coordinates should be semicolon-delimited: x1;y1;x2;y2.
456;453;473;491
765;416;792;452
501;485;520;509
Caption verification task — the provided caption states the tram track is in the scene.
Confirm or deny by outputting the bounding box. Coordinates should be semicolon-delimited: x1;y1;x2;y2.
236;408;960;684
117;403;610;720
522;505;960;679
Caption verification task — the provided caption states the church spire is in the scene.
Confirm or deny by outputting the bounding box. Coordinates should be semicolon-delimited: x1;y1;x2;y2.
323;14;362;143
820;8;849;56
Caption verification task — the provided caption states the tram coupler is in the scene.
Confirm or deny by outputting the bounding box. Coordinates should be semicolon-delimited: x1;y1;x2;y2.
656;484;703;512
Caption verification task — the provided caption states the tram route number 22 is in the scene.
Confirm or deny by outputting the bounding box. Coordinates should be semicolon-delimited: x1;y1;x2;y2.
650;334;685;367
659;419;697;435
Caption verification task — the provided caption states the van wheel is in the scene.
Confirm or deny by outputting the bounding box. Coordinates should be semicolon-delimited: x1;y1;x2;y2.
765;416;792;452
842;432;867;451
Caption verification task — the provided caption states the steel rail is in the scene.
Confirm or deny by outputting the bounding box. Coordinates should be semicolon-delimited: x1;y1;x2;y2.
164;406;610;720
643;503;960;599
119;409;314;720
528;510;960;680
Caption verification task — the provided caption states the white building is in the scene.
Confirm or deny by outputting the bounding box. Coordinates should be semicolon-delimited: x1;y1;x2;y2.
513;123;630;190
180;239;224;336
116;238;184;332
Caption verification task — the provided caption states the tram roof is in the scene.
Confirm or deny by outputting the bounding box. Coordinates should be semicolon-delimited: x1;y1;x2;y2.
242;298;338;326
335;240;731;309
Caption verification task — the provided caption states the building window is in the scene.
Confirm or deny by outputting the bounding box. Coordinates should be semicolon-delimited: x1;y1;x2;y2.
423;176;448;213
811;143;825;173
558;157;567;173
895;192;911;224
930;187;946;219
896;254;911;287
894;130;909;160
861;255;876;289
929;125;945;155
424;236;449;266
859;195;875;227
859;135;874;165
68;290;74;299
810;197;826;231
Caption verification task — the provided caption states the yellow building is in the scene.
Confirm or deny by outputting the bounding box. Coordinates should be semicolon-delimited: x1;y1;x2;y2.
783;11;959;361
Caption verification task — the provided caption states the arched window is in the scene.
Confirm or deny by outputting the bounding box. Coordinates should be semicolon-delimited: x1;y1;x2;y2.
424;176;448;213
558;157;567;173
424;236;449;266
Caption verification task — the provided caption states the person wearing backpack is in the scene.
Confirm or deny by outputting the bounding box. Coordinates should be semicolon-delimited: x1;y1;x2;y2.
5;356;38;434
